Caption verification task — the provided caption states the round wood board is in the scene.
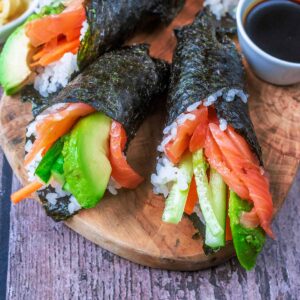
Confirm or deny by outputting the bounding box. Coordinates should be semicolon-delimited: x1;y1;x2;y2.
0;65;300;271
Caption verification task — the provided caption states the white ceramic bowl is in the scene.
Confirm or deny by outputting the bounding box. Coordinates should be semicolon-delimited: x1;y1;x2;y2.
0;0;39;44
236;0;300;86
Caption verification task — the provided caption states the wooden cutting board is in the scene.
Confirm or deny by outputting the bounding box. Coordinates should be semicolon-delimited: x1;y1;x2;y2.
0;0;300;270
0;66;300;271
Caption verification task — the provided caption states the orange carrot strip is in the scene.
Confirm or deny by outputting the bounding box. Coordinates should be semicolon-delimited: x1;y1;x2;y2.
26;7;85;47
11;181;44;204
36;39;80;67
184;176;198;215
32;38;59;61
33;48;49;61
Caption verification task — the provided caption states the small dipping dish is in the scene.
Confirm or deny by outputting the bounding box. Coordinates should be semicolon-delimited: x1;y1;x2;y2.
236;0;300;85
0;0;38;44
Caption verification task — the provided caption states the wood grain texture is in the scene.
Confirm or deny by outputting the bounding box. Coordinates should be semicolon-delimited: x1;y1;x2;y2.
0;64;300;272
5;171;300;299
0;148;12;300
0;0;300;271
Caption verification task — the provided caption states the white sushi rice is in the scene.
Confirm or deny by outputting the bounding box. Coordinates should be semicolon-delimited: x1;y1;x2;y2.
151;155;192;197
26;149;43;182
34;52;79;97
46;181;82;214
203;89;224;106
107;178;122;196
151;156;179;197
219;118;228;131
80;20;89;41
32;0;89;97
204;0;239;20
68;196;82;214
225;88;248;103
152;88;248;196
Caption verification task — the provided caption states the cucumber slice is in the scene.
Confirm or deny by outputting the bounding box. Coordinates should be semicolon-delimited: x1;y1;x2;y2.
35;138;64;184
162;153;193;224
229;191;266;270
205;168;227;249
192;150;223;237
51;154;65;185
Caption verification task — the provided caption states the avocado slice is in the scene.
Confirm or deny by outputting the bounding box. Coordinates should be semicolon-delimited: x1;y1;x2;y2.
228;191;266;270
0;3;65;95
0;25;33;95
62;112;112;208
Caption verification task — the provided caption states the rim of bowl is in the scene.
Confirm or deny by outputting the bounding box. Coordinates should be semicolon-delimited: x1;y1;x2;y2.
236;0;300;68
0;0;39;34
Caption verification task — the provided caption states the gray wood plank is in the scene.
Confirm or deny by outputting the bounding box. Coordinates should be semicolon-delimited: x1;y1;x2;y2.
6;170;300;300
0;148;12;300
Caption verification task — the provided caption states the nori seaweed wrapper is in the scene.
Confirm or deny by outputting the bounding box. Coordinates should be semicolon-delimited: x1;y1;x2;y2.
28;45;169;221
167;11;262;163
21;0;183;107
38;186;79;221
78;0;184;69
47;44;169;141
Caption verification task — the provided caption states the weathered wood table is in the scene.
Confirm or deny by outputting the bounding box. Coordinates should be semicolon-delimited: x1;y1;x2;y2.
0;146;299;299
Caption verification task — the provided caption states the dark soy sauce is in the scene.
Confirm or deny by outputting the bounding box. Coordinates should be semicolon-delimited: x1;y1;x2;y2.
245;0;300;63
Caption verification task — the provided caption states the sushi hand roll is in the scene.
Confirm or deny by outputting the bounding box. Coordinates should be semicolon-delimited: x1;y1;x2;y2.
151;11;274;270
0;0;181;97
12;45;169;221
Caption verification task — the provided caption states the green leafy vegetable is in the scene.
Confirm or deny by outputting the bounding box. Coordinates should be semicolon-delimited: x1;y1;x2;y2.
35;138;64;184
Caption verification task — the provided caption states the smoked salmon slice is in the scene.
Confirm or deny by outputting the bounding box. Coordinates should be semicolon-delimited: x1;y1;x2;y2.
165;107;208;164
204;130;250;200
109;121;144;189
209;123;274;237
25;103;95;166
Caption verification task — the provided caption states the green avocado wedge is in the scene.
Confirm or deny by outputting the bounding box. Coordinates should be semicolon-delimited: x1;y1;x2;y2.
229;191;266;270
0;26;33;95
62;112;112;209
0;3;65;95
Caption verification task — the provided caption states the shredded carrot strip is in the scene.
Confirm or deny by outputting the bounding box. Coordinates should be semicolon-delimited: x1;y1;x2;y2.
11;181;44;204
31;38;80;67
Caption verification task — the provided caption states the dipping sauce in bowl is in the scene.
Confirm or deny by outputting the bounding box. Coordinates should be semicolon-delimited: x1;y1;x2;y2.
237;0;300;85
244;0;300;64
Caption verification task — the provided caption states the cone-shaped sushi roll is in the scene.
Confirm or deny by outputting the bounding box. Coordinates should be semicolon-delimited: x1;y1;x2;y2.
151;11;274;270
12;45;169;221
0;0;181;97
